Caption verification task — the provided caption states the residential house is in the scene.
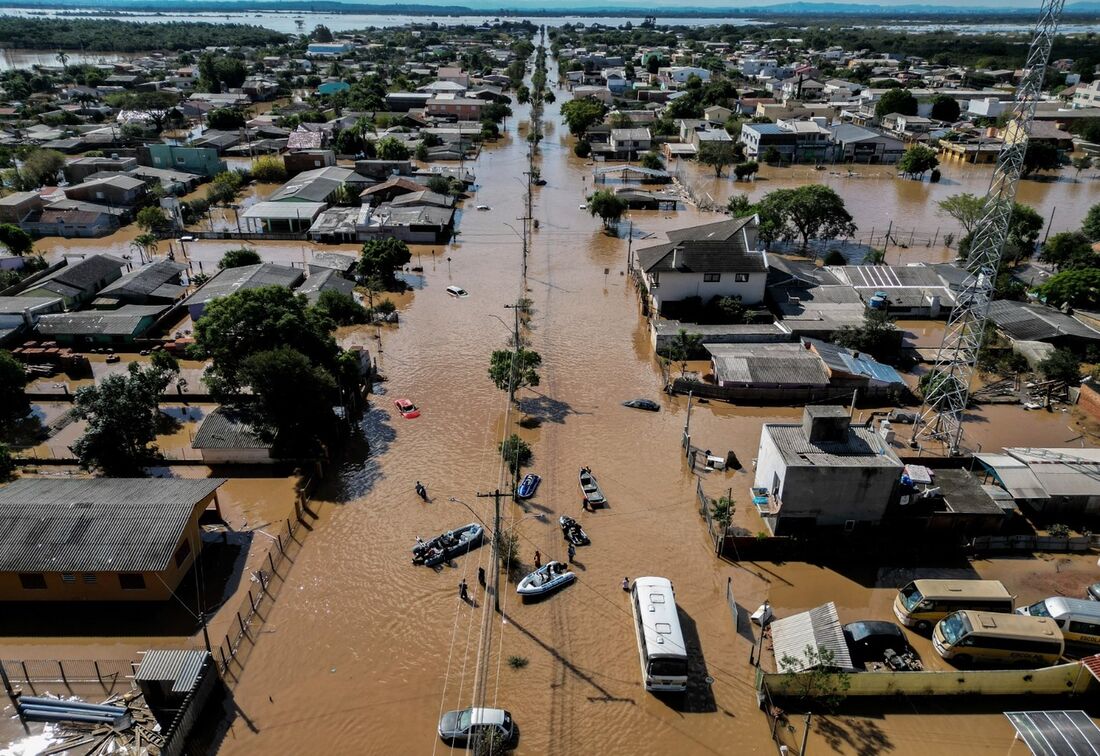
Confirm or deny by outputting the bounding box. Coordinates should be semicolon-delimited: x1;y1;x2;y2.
659;66;711;84
609;128;652;158
307;252;357;278
20;208;120;239
0;477;225;602
145;144;226;178
753;406;904;535
0;191;44;224
635;216;768;317
828;123;905;164
284;149;335;178
976;448;1100;518
268;166;369;204
359;176;430;205
183;263;304;320
384;92;433;112
357;203;455;243
297;268;356;305
35;305;167;347
435;67;470;87
64;156;138;184
781;78;826;101
987;300;1100;352
827;264;955;318
572;86;613;105
426;94;484;121
18;254;126;309
191;406;275;465
239;201;326;234
740;119;830;162
63;175;149;208
1073;80;1100;109
95;260;188;307
704;105;733;125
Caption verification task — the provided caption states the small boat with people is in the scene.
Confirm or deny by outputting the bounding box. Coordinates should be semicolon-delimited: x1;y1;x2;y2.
579;467;606;509
559;515;589;546
516;561;575;598
516;473;541;499
412;523;484;567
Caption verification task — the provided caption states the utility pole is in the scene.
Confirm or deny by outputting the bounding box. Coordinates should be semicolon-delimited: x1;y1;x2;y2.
477;488;514;613
627;219;634;271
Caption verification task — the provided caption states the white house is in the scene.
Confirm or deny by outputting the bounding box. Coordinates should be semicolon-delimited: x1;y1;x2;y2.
660;66;711;84
191;407;276;465
753;406;903;535
968;97;1010;118
635;216;768;317
1073;80;1100;109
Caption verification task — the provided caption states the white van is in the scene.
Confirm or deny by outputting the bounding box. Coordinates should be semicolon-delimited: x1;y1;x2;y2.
1017;596;1100;647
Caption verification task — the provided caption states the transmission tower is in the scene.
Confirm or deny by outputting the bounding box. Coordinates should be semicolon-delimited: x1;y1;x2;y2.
910;0;1065;454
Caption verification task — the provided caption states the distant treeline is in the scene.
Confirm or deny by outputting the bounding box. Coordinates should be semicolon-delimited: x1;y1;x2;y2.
0;17;289;51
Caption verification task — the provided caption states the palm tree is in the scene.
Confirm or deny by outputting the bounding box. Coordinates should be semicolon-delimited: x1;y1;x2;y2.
130;233;158;264
55;51;70;69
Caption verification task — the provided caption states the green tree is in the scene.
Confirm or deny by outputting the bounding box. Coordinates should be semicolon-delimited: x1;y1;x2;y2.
18;148;65;189
587;188;628;230
937;192;986;235
499;433;532;474
755;185;857;250
1039;348;1081;385
560;98;607;137
136;205;171;234
777;644;851;710
105;90;180;132
0;349;28;426
375;136;410;161
875;88;918;119
898;144;939;178
359;237;412;288
516;84;530;104
573;139;591;158
218;247;262;269
193;286;340;396
762;145;782;165
697;141;739;177
957;202;1043;266
250;155;286;183
640;150;664;171
833;309;899;361
130;233;158;263
1041;231;1095;271
1022;140;1063;176
667;329;703;376
311;289;368;325
0;443;14;482
0;223;32;255
733;160;759;181
488;348;542;397
930;94;961;122
1039;268;1100;309
311;24;334;42
206;107;246;130
710;495;734;531
335;127;365;156
823;249;847;266
238;346;339;458
1083;203;1100;241
727;193;754;217
72;361;177;475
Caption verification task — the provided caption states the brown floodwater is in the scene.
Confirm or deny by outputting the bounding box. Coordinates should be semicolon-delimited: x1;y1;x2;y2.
204;60;1100;756
10;55;1100;756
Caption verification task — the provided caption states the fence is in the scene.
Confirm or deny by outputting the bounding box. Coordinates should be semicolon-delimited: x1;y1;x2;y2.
211;510;306;686
969;534;1094;553
194;230;307;241
671;162;720;212
1;658;136;690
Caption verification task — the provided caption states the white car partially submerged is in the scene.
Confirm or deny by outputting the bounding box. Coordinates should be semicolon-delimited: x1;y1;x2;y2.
446;285;469;298
437;707;514;747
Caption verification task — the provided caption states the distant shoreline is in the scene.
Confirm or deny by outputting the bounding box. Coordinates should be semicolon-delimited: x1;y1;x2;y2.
9;2;1100;23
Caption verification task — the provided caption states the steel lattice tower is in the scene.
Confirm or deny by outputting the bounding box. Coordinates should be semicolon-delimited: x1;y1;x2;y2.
910;0;1065;454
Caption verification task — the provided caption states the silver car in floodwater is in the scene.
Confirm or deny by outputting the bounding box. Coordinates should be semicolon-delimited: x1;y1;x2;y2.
437;707;515;748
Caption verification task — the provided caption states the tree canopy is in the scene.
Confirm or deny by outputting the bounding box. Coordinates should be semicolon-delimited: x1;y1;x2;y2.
1040;231;1095;271
359;237;412;288
375;136;411;161
937;192;986;234
488;348;542;397
0;224;32;256
105;91;181;132
930;94;961;122
0;17;288;51
898;144;939;178
1083;203;1100;241
560;98;607;137
1039;348;1081;386
875;88;918;118
218;247;263;270
587;188;628;230
754;185;857;250
1038;268;1100;309
72;361;177;476
833;310;900;361
697;141;739;177
1022;140;1063;176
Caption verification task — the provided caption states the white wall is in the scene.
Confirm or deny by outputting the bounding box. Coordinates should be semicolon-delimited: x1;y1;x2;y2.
753;425;787;494
650;270;766;309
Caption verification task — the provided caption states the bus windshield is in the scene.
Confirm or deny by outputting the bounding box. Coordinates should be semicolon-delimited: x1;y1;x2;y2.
940;613;970;645
1024;601;1051;617
649;658;688;677
900;583;924;611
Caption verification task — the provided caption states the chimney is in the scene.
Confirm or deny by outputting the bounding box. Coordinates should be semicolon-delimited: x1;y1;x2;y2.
802;405;850;444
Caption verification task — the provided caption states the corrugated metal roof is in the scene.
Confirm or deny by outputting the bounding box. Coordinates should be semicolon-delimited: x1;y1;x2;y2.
709;343;830;386
1003;448;1100;498
765;424;901;467
989;300;1100;343
184;263;303;308
771;602;855;672
975;453;1050;500
135;649;210;693
192;406;271;450
0;478;224;572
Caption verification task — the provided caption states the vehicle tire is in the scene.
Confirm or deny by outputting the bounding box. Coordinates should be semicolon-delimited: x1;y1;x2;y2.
915;620;931;632
953;654;971;667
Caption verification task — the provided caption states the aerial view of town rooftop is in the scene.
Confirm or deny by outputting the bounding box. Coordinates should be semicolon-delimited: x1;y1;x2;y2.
3;0;1100;753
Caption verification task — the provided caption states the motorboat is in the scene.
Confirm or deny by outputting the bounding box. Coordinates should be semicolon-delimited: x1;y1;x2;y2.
559;515;589;546
516;561;575;597
579;467;606;508
412;523;484;567
516;473;541;499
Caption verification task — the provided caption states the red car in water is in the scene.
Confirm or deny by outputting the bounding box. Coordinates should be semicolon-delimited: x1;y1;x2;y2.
394;398;420;419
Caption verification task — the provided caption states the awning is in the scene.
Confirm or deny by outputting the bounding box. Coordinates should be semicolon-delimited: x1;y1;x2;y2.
975;453;1049;500
770;601;855;672
1004;710;1100;755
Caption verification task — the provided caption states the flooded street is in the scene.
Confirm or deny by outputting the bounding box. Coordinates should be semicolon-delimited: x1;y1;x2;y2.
203;54;1100;756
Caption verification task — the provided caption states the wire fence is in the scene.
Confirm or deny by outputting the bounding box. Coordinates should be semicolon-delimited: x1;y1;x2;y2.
1;658;136;689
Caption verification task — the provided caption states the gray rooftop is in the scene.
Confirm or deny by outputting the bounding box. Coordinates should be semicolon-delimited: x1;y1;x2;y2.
184;263;304;308
0;478;224;572
36;305;166;337
707;343;829;386
36;254;126;294
988;300;1100;343
98;260;187;301
192;406;272;450
135;649;210;694
764;422;901;468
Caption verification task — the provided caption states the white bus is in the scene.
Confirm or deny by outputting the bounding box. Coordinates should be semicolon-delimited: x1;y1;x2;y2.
630;576;689;692
1017;597;1100;648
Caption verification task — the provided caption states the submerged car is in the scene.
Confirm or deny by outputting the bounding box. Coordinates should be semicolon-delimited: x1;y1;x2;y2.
622;398;660;412
438;707;514;747
446;285;469;298
394;398;420;419
843;621;914;667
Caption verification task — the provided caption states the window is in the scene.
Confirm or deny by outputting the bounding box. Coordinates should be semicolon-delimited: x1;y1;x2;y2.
61;573;76;584
703;273;721;283
19;573;46;589
735;273;751;283
174;540;192;567
119;573;146;590
1069;620;1100;636
83;573;97;584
